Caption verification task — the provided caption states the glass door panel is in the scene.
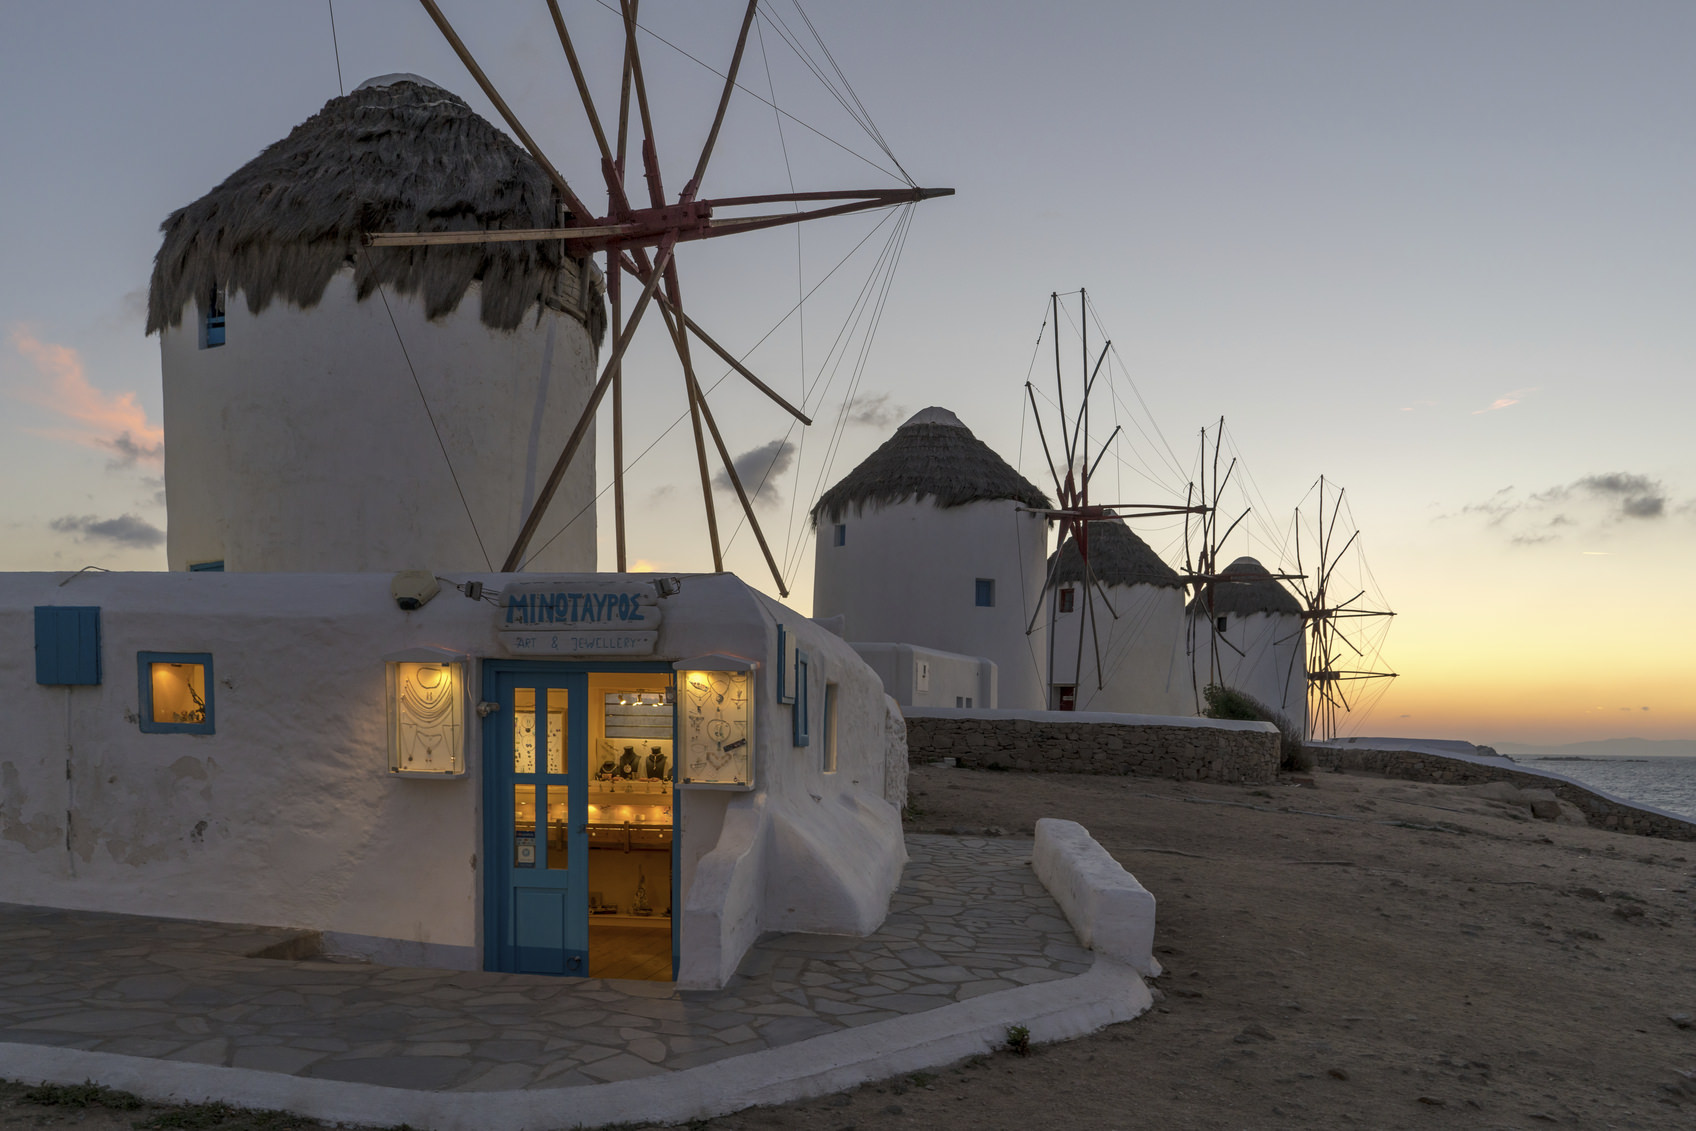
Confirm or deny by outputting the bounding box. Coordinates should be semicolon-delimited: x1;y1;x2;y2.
491;673;587;975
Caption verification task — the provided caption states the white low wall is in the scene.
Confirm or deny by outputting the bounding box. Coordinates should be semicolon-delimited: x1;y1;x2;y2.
1032;818;1159;976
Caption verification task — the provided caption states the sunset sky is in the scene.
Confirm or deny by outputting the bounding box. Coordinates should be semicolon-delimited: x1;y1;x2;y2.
1;2;1691;745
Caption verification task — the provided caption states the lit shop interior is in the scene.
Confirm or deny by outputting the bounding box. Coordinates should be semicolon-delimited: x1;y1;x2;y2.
513;673;675;981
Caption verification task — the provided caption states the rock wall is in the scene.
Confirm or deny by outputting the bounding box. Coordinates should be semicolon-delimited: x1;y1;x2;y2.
1314;745;1696;842
903;709;1280;785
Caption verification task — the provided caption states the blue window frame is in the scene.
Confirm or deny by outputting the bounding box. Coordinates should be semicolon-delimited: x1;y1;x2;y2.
189;560;225;572
138;652;215;734
975;578;995;607
202;286;226;349
833;523;846;547
35;606;101;685
774;623;796;705
792;650;810;747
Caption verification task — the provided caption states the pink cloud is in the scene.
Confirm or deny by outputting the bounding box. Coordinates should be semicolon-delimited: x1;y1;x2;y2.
8;327;162;467
1472;387;1538;415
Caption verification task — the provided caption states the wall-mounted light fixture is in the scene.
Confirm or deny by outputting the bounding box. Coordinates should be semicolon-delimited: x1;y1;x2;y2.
384;647;469;777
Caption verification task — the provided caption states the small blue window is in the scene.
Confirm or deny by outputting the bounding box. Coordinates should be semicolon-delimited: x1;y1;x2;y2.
792;650;810;747
833;524;846;547
138;652;215;735
35;606;101;685
189;560;225;572
202;286;226;349
975;578;995;607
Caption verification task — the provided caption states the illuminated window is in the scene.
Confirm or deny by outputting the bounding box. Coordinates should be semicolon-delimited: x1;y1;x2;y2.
1058;587;1075;613
138;652;214;734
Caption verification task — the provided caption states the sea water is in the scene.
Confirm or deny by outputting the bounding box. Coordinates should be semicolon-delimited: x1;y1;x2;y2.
1516;755;1696;822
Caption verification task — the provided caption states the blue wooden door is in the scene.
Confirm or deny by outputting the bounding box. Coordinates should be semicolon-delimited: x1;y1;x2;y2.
489;668;589;975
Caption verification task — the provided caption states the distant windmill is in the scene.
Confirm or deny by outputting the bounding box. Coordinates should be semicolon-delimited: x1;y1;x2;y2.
1018;289;1206;706
1285;476;1397;741
1178;420;1308;718
371;0;952;590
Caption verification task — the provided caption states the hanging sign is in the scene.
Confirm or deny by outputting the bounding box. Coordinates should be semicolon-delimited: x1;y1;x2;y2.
498;580;663;656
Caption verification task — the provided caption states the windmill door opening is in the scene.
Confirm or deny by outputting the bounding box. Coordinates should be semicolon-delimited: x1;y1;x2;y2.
485;663;677;981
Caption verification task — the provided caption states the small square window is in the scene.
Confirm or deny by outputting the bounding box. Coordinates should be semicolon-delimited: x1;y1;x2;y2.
974;578;995;607
833;523;847;547
138;652;215;734
1216;615;1228;634
35;606;101;686
1058;587;1076;613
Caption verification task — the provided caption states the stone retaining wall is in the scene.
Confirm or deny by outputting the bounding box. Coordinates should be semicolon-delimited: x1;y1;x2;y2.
1314;746;1696;842
903;709;1280;785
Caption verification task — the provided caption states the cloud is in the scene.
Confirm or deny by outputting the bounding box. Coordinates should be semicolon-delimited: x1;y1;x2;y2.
1398;399;1437;413
714;439;796;503
1472;387;1537;414
848;393;904;429
1456;470;1683;545
50;513;165;548
1576;472;1665;518
8;327;163;468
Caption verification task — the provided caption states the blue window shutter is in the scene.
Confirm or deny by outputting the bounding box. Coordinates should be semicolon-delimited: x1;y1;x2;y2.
189;560;225;572
35;606;101;685
975;578;995;607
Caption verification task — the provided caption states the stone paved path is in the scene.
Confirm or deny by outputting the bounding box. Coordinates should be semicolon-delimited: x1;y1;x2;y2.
0;835;1089;1092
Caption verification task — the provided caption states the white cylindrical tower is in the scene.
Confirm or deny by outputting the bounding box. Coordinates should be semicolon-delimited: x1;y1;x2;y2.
1046;516;1189;715
147;75;604;573
811;407;1051;709
1181;556;1307;734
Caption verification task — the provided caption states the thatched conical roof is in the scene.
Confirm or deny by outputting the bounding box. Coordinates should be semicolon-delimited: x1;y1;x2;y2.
811;407;1050;525
1048;513;1182;590
1188;555;1302;616
146;75;603;338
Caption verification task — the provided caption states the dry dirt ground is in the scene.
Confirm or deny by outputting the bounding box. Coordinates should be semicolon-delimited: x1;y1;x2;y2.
5;764;1694;1130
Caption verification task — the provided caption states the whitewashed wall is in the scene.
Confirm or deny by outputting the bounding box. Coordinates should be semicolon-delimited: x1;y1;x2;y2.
1179;610;1307;736
812;499;1048;710
849;643;996;709
158;271;598;574
0;571;901;988
1047;582;1190;716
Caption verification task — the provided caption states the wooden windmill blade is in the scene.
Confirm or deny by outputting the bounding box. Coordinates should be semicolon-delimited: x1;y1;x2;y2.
385;0;954;583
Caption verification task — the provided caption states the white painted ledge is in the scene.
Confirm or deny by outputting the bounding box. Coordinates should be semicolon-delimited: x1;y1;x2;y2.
0;956;1150;1131
1032;818;1160;977
903;705;1277;733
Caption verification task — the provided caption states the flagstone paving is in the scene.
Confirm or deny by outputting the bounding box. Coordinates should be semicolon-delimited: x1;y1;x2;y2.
0;835;1091;1092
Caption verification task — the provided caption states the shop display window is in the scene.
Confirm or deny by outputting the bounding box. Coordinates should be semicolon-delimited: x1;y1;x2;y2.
138;652;214;735
680;667;755;784
386;650;468;777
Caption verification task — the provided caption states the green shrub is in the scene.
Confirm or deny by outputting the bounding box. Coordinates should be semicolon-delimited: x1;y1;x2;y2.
1202;684;1313;773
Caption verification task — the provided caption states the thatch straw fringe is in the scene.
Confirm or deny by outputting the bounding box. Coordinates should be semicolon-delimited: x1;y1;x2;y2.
1188;555;1302;616
811;418;1050;525
1049;514;1182;589
146;79;604;339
